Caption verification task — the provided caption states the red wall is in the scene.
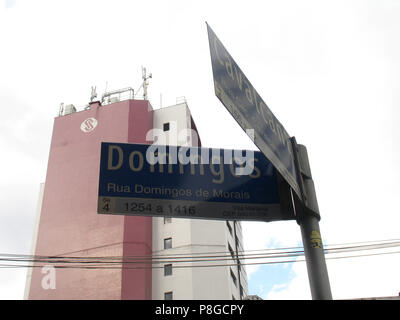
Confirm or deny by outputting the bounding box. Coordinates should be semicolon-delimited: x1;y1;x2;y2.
28;100;153;299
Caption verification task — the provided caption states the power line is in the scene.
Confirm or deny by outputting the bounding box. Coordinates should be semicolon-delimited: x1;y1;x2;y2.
0;239;399;270
1;250;399;270
1;239;399;262
1;238;399;261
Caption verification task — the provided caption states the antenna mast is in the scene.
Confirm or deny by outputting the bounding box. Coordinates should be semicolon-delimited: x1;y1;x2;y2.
142;66;152;100
58;103;64;116
90;86;97;102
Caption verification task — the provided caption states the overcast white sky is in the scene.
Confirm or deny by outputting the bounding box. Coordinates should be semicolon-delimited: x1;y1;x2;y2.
1;0;399;300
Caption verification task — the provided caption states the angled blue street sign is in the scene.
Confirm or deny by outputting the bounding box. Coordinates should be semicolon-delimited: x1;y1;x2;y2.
98;142;294;222
206;23;301;199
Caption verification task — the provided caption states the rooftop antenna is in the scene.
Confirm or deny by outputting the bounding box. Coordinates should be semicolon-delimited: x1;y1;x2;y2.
142;66;152;100
90;86;97;102
58;102;64;116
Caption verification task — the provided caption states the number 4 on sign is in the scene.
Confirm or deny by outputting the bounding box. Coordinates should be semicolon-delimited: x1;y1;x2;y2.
103;198;111;212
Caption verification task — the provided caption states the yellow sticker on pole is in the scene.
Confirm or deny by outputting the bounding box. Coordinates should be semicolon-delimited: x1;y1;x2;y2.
310;230;322;248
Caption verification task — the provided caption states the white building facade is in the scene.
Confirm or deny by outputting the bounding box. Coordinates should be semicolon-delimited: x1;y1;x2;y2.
152;102;248;300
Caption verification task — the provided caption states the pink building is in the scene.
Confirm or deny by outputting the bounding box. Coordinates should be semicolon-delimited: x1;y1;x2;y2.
25;90;248;300
27;98;154;299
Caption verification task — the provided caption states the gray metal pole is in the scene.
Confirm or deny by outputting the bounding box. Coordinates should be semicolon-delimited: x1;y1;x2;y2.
291;139;332;300
299;212;332;300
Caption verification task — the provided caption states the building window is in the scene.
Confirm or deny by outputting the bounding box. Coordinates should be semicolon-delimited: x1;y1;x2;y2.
164;237;172;249
163;122;170;131
230;268;237;287
164;291;173;300
164;217;172;224
164;264;172;276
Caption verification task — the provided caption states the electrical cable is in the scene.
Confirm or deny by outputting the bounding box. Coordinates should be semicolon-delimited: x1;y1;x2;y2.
1;238;399;261
1;250;399;270
0;239;399;270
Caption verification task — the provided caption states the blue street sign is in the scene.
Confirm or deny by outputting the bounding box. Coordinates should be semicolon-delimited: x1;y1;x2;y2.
98;142;294;222
206;23;301;199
